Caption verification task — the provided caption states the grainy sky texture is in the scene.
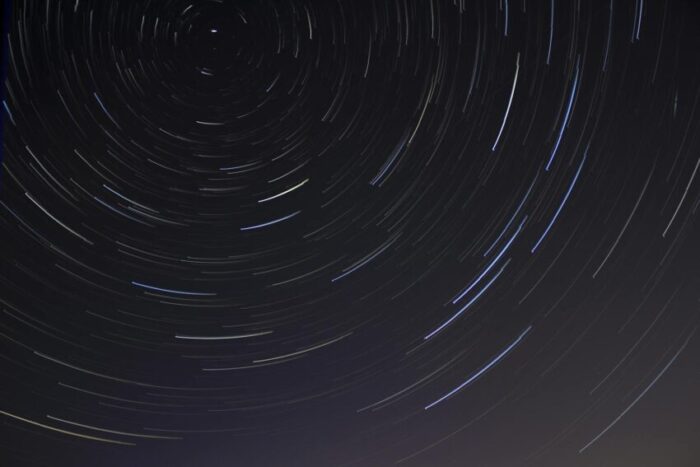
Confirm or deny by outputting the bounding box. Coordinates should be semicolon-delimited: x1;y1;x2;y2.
1;1;699;466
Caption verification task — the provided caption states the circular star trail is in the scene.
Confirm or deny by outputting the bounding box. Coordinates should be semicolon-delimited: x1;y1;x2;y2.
1;1;699;466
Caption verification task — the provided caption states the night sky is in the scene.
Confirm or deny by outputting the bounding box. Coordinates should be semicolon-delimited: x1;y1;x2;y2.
1;1;699;466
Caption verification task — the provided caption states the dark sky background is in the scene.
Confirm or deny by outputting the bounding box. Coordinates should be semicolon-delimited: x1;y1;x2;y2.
1;1;699;466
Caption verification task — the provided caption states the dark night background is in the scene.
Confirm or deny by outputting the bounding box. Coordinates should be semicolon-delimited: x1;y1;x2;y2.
1;0;699;466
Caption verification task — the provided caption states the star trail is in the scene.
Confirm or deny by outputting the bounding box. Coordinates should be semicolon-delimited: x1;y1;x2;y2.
1;1;699;466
